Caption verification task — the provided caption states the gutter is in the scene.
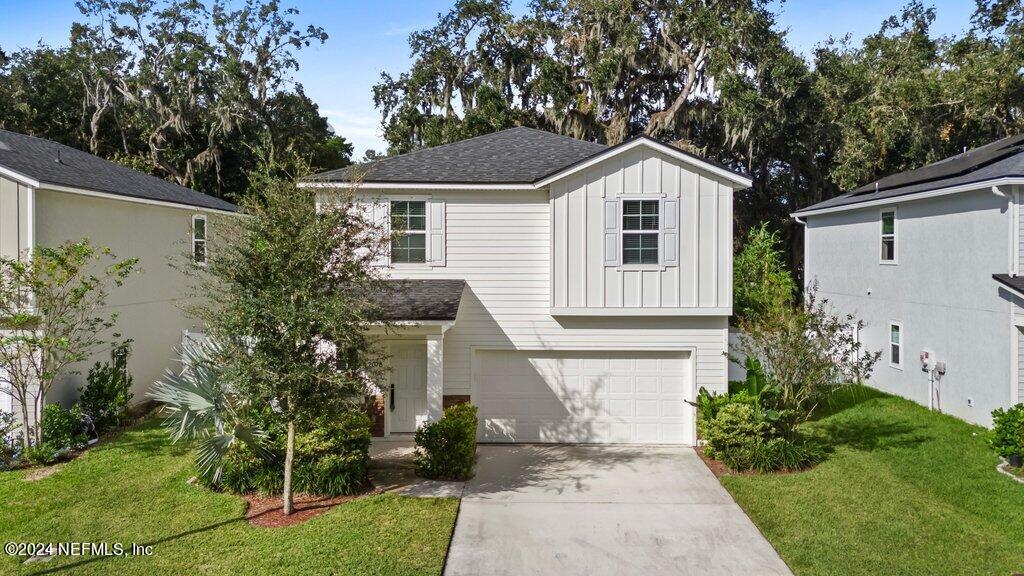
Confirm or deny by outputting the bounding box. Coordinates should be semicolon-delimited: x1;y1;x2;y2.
791;176;1024;219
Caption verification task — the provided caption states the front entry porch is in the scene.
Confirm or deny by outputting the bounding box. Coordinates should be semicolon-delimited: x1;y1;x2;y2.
373;326;448;438
367;278;466;438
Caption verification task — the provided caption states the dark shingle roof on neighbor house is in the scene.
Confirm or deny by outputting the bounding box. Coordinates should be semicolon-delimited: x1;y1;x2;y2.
0;129;236;212
795;134;1024;215
374;279;465;321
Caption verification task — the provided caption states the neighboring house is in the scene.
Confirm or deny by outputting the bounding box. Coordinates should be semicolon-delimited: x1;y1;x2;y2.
301;127;751;444
0;129;236;430
793;135;1024;427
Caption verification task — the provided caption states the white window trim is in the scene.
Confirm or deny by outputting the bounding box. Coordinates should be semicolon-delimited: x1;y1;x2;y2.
880;207;898;265
619;196;662;269
888;321;903;370
191;214;207;266
387;195;432;267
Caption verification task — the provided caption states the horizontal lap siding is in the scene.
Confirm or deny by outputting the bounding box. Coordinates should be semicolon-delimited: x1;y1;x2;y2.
357;190;728;398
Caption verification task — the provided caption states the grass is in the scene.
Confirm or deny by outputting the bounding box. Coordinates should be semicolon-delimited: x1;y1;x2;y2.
0;421;459;575
721;387;1024;576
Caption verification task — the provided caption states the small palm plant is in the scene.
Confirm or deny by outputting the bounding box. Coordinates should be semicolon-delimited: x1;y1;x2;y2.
149;339;273;482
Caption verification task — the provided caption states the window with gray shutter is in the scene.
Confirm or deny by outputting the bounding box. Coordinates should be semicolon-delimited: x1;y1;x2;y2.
390;200;427;263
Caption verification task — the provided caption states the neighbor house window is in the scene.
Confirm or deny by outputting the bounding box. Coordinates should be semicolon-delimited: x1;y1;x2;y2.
880;209;896;263
390;200;426;263
622;199;659;265
191;215;207;264
889;322;902;368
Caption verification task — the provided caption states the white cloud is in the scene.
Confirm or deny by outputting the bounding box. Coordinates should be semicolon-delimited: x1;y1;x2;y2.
321;108;387;157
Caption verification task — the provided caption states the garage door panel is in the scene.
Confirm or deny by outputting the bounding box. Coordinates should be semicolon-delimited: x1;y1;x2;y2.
474;350;693;445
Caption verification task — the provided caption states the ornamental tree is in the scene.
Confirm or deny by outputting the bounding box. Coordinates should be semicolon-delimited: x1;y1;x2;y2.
0;240;138;448
185;179;390;514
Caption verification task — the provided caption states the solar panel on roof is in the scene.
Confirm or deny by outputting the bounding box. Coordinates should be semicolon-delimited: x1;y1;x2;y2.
850;134;1024;196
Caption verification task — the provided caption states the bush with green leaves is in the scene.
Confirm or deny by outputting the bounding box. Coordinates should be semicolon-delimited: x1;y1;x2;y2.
40;403;87;452
733;223;796;325
697;356;826;473
79;340;134;434
208;410;373;496
701;400;823;473
990;404;1024;459
0;411;18;470
24;442;61;466
415;403;478;480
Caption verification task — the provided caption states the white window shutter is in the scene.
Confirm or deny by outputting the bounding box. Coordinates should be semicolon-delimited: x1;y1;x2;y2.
661;198;678;266
603;199;620;266
371;201;390;267
429;200;446;266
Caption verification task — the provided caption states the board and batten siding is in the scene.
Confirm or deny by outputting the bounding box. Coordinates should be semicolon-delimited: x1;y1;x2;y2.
0;175;31;260
549;147;733;312
351;189;729;399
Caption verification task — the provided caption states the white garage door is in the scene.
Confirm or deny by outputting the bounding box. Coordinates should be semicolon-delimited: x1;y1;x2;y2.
474;350;693;445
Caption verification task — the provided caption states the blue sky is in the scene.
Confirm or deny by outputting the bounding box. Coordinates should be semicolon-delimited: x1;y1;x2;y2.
0;0;977;157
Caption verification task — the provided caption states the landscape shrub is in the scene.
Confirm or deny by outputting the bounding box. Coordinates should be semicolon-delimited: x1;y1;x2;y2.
0;411;19;470
700;364;825;474
990;404;1024;459
79;340;134;434
24;442;61;466
293;410;372;495
702;403;773;461
415;403;478;480
40;403;88;452
207;409;372;496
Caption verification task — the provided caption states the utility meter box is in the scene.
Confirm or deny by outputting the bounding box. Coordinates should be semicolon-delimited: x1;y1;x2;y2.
920;349;936;372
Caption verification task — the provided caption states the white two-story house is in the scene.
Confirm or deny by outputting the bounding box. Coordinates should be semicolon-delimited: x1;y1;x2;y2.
794;135;1024;427
301;127;751;444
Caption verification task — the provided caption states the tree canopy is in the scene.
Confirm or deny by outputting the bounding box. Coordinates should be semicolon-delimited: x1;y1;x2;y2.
376;0;1024;271
0;0;352;201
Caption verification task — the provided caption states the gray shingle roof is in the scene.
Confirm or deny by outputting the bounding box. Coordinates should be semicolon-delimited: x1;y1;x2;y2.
0;130;237;212
375;279;465;321
796;135;1024;214
305;127;607;184
993;274;1024;296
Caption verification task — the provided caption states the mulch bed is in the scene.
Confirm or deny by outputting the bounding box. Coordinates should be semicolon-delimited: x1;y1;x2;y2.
694;445;758;478
695;445;732;478
243;489;380;528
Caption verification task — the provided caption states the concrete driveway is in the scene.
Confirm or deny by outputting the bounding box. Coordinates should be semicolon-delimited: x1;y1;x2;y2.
444;445;793;576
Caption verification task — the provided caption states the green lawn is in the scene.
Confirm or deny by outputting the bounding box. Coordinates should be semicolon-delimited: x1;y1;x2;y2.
722;387;1024;576
0;421;459;575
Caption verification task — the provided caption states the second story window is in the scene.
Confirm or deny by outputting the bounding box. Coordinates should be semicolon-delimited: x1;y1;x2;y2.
192;215;207;264
880;209;896;263
390;201;426;263
622;200;659;265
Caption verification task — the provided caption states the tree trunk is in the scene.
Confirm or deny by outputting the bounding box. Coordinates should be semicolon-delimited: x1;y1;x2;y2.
283;420;295;515
33;392;43;445
20;400;31;450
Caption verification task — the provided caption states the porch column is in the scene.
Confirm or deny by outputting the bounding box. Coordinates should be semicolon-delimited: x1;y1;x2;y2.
426;333;444;422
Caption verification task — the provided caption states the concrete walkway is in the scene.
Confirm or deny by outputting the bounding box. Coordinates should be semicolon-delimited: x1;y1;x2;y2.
369;437;465;498
445;445;793;576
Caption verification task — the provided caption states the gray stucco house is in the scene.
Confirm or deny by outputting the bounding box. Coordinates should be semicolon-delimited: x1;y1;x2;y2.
0;129;236;431
794;135;1024;426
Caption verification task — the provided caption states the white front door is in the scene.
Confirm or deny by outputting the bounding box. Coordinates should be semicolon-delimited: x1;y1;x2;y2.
390;341;428;433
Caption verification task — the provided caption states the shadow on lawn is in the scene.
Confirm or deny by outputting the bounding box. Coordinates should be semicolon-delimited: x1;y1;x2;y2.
805;386;932;453
26;497;304;576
